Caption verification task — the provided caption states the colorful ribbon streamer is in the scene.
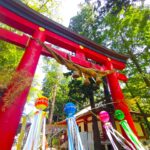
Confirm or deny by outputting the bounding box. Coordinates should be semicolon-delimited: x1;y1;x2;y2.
17;116;27;150
120;120;145;150
115;109;145;150
23;111;46;150
99;111;135;150
64;102;84;150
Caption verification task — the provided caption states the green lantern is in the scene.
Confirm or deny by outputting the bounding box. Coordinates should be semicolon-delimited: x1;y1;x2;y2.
114;109;125;121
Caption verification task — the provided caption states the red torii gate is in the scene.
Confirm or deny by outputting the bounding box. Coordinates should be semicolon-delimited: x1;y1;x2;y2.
0;1;137;149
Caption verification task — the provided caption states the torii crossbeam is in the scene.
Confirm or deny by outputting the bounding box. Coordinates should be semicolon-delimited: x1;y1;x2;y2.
0;1;137;149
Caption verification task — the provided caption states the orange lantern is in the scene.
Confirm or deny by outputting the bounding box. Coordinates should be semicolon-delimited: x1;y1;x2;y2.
35;96;49;110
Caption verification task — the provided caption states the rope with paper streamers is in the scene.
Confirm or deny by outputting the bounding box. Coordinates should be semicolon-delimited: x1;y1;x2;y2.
33;38;114;85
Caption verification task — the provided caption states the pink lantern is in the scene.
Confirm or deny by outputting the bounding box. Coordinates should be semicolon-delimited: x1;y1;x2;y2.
99;111;110;123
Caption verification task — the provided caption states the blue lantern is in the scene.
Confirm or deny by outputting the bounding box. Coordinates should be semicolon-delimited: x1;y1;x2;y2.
64;102;76;117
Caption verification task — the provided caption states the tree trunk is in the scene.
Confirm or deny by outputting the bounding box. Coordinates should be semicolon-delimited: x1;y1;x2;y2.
102;77;116;129
89;90;105;150
49;84;57;124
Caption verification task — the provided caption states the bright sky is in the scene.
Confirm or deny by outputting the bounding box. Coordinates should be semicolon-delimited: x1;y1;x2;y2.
59;0;150;27
58;0;84;27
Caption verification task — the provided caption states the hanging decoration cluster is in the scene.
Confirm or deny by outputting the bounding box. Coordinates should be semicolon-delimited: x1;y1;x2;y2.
35;39;114;86
64;102;84;150
115;109;145;150
99;111;136;150
23;96;48;150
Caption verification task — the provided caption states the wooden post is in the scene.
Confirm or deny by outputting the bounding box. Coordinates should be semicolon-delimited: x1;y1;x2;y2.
0;27;46;149
105;58;138;137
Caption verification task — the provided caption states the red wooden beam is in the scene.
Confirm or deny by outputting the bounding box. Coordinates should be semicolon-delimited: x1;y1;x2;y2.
0;6;37;35
0;1;128;64
0;6;126;70
0;28;127;82
0;28;29;48
116;72;128;82
42;44;104;70
45;30;126;70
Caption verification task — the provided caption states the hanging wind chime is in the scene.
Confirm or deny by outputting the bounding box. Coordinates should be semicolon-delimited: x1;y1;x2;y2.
114;109;145;150
99;111;135;150
64;102;84;150
23;96;48;150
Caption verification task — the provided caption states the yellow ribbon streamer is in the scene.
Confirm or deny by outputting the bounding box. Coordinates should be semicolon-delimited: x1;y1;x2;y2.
17;116;27;150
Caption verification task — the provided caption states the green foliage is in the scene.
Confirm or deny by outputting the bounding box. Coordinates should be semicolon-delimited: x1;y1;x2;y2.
69;4;104;43
42;59;63;97
42;59;69;121
69;2;150;113
21;0;61;22
67;77;103;110
0;41;23;87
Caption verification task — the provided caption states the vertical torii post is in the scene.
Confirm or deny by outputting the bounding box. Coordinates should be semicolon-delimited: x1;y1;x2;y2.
0;27;45;150
105;58;138;137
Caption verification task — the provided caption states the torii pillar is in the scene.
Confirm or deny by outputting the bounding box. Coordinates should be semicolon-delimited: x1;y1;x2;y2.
105;58;138;137
0;27;45;150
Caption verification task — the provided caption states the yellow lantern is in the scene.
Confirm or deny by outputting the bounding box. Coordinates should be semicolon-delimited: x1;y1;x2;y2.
35;96;49;110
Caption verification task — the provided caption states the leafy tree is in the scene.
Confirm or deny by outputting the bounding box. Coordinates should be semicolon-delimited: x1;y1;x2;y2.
86;0;146;17
21;0;61;22
42;59;69;123
0;41;23;89
69;2;150;110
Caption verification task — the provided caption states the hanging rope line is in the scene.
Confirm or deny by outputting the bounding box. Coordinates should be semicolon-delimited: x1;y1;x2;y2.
1;38;114;110
33;38;114;80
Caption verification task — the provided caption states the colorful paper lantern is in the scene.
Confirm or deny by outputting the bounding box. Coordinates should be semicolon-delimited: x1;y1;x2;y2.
99;111;110;123
99;110;136;150
35;96;49;110
114;109;125;121
64;102;76;117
